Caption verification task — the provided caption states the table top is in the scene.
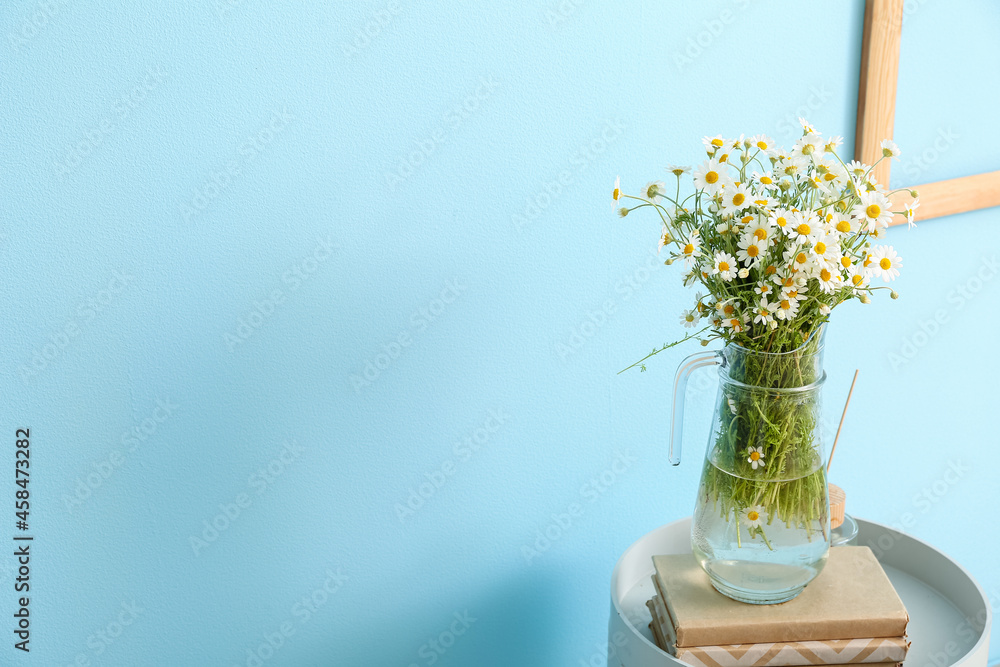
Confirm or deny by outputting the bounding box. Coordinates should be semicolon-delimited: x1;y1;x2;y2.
608;517;992;667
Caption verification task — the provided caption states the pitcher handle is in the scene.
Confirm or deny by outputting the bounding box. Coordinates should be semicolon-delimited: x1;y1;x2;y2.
670;350;722;466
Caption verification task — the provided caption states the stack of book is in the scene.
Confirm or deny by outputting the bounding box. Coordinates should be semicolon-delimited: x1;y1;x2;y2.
647;547;909;667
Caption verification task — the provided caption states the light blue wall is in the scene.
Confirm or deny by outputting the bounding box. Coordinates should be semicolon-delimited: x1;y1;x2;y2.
1;1;997;665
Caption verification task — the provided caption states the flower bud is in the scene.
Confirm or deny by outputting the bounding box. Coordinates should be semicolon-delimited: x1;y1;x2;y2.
700;339;709;347
664;258;674;265
618;207;629;218
890;290;899;299
860;295;871;304
909;189;919;198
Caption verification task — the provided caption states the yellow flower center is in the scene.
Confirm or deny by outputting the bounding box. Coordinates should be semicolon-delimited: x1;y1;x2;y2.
796;252;808;264
729;318;740;328
719;153;729;163
820;268;832;281
723;304;735;316
732;193;745;206
796;223;811;236
705;171;719;184
613;188;620;200
683;243;694;255
760;176;773;184
815;241;827;254
685;313;695;322
780;299;791;310
756;141;768;150
824;173;837;181
836;220;851;233
754;199;768;206
775;216;787;227
840;256;852;268
754;228;768;241
742;215;754;224
787;289;799;299
746;245;759;257
760;284;770;293
711;138;724;147
866;204;881;218
765;265;777;275
851;274;864;286
880;257;892;270
747;510;759;520
718;261;730;272
863;254;873;267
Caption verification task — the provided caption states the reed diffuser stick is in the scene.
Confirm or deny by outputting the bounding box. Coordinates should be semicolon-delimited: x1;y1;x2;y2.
827;370;859;473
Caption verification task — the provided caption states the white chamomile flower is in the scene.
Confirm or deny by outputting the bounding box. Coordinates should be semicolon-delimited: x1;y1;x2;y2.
880;139;901;159
750;194;777;211
742;504;765;527
847;264;870;292
680;308;699;328
752;299;777;326
736;234;766;267
715;298;739;319
645;180;667;203
749;134;776;154
722;316;746;333
693;158;730;195
809;231;838;260
787;210;820;243
657;226;672;254
720;183;752;216
781;283;807;303
716;220;733;235
751;170;778;191
792;132;825;160
702;134;726;154
747;447;766;470
612;176;622;209
712;252;738;281
665;164;691;176
904;199;919;228
754;281;774;298
824;135;843;152
774;296;800;320
815;263;842;294
776;155;809;180
798;118;819;134
728;134;747;151
845;160;869;179
829;212;856;235
851;190;893;232
814;158;846;188
768;208;793;233
679;230;701;266
869;245;902;281
744;218;775;247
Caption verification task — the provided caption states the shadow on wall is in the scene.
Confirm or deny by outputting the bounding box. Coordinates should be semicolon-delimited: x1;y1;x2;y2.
327;569;565;667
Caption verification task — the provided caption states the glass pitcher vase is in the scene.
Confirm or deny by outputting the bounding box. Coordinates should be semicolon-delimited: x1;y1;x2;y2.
670;328;830;604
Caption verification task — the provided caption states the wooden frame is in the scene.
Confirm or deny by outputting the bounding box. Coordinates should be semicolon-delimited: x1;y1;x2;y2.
856;0;1000;224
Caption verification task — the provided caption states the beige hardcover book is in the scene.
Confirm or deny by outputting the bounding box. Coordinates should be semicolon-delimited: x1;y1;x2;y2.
647;594;909;667
652;547;908;647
